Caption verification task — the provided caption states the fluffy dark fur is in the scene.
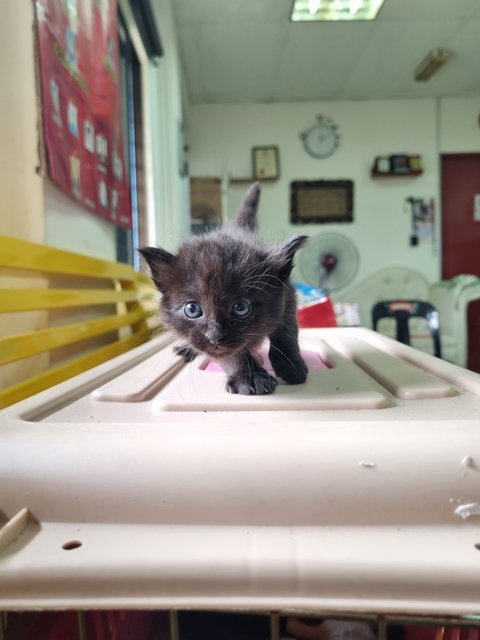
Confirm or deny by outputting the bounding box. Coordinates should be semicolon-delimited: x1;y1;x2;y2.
140;183;308;395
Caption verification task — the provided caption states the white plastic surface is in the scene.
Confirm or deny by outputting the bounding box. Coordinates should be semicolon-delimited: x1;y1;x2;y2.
1;328;480;615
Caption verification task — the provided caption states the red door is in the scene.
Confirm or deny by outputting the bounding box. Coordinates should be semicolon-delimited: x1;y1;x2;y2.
441;153;480;371
441;153;480;278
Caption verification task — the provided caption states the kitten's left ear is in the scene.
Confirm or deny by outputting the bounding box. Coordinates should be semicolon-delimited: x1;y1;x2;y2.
234;182;260;232
138;246;177;293
271;235;309;280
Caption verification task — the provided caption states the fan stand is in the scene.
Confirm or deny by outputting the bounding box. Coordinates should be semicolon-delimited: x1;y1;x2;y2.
319;253;337;292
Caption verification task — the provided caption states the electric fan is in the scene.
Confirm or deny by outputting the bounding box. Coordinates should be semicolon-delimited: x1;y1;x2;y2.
298;233;360;293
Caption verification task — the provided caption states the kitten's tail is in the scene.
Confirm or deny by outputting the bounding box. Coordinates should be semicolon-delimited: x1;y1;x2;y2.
235;182;260;232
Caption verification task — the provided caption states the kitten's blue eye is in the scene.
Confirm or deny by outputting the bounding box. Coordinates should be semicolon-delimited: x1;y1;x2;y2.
184;301;203;319
231;298;252;318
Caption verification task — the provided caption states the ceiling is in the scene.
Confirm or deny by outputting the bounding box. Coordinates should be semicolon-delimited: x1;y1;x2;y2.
172;0;480;104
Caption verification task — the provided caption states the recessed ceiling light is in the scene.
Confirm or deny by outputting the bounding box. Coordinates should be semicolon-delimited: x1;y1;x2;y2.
291;0;386;22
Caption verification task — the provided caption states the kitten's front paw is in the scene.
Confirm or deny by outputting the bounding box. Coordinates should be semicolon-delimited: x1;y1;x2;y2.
270;353;308;385
174;344;198;362
226;369;278;395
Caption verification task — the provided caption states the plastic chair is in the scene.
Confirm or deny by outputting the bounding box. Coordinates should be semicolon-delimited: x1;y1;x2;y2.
372;300;442;358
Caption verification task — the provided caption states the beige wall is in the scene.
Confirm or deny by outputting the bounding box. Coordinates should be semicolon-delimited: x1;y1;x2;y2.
0;2;44;240
0;2;49;393
439;97;480;153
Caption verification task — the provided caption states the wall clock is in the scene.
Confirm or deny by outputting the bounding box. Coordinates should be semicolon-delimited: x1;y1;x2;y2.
300;115;340;159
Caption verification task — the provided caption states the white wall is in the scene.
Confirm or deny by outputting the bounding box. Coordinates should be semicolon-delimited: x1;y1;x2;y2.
44;181;118;260
187;98;480;286
0;1;44;241
440;97;480;152
0;1;50;389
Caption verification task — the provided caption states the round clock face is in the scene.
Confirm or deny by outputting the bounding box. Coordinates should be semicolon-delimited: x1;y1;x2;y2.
301;119;339;159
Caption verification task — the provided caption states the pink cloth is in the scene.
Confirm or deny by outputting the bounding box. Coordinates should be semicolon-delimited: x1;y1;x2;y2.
203;348;328;373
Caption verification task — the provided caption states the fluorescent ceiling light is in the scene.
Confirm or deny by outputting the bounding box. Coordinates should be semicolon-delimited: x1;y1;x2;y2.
291;0;386;21
349;0;362;16
414;49;450;82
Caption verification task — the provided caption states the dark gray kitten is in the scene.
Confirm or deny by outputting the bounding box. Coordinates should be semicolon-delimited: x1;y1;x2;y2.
139;183;308;395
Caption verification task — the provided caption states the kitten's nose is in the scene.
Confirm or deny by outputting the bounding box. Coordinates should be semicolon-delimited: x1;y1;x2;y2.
205;323;224;346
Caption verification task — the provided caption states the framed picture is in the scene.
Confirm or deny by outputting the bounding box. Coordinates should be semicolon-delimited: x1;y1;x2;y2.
252;146;280;180
290;180;354;224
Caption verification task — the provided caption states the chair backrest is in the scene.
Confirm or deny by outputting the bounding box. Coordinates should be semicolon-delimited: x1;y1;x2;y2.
0;235;160;408
332;267;430;328
372;299;441;358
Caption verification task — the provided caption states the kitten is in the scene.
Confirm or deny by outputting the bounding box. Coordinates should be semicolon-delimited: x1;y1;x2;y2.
139;183;308;395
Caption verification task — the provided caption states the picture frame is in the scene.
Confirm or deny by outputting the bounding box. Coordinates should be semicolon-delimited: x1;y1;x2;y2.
290;180;354;224
252;146;280;180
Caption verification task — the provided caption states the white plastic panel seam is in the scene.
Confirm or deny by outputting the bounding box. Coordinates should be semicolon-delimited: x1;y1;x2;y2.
330;336;457;399
92;340;186;402
11;332;176;422
361;329;480;397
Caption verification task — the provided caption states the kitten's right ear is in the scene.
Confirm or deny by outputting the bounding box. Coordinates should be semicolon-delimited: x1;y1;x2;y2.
234;182;260;232
139;246;177;293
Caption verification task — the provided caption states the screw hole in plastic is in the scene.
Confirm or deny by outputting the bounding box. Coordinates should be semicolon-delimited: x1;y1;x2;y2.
62;540;82;551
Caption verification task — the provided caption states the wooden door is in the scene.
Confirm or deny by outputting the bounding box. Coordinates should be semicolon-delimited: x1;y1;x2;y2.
441;153;480;371
441;153;480;278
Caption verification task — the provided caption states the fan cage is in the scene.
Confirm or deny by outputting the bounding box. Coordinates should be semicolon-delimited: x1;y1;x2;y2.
298;232;360;291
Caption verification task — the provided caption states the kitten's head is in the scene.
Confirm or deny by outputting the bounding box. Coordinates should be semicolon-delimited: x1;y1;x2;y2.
140;232;307;358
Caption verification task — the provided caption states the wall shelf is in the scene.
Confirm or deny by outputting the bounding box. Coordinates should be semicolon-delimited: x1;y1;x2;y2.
229;177;277;185
371;154;423;178
371;170;423;178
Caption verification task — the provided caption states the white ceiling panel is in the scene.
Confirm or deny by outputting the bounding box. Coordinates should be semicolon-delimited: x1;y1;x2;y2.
172;0;480;104
378;0;480;20
173;0;289;26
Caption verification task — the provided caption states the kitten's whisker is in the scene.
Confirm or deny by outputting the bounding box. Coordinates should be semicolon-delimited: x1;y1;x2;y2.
243;274;275;284
268;342;296;368
243;285;265;293
242;261;269;278
244;282;276;293
243;271;290;292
